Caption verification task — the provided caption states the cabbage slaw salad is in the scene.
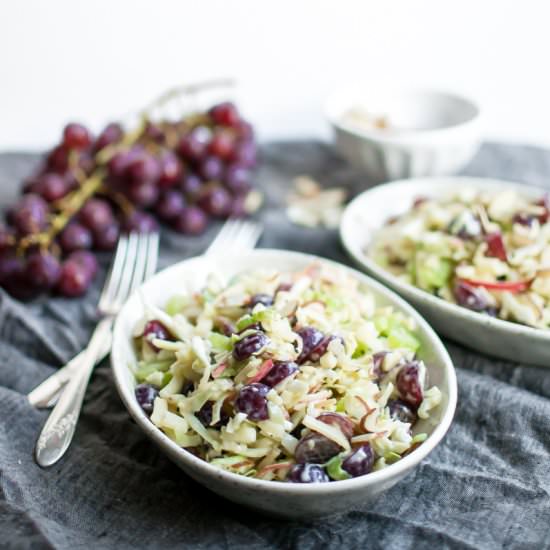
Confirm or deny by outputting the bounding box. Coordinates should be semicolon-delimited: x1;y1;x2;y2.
371;188;550;329
131;263;441;483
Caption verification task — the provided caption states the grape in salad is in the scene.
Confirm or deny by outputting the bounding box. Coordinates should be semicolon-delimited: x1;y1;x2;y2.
371;188;550;329
131;264;442;483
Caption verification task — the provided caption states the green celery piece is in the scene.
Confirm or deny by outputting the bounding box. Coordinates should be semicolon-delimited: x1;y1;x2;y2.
202;289;216;303
412;433;428;444
253;308;277;323
335;398;346;412
236;314;255;331
387;326;420;352
384;451;402;464
161;372;173;387
135;359;172;382
210;455;254;474
326;455;351;481
414;252;452;291
165;295;188;316
209;333;232;351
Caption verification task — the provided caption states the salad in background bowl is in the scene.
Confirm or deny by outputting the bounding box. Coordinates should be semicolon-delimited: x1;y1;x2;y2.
341;177;550;366
111;250;456;518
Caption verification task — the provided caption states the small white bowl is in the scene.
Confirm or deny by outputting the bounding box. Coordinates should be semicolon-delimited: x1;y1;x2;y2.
111;249;457;519
340;176;550;366
325;87;482;182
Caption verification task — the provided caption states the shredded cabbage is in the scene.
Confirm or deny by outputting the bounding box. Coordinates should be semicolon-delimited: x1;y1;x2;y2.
132;263;442;482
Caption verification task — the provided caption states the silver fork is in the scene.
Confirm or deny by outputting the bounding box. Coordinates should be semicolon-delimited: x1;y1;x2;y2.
27;219;261;408
35;231;159;467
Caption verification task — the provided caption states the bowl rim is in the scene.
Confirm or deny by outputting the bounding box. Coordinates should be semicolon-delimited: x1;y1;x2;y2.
111;248;457;495
324;86;482;145
340;176;550;345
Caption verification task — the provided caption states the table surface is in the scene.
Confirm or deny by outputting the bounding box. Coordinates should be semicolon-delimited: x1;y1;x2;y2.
1;142;549;550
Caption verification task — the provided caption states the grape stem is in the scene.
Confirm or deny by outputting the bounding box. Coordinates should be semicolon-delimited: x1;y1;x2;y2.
15;81;228;255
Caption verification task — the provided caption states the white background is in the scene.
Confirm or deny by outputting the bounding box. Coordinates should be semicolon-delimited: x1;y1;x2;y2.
0;0;548;150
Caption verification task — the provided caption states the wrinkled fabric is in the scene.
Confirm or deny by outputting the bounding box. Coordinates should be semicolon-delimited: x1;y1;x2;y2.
1;143;549;550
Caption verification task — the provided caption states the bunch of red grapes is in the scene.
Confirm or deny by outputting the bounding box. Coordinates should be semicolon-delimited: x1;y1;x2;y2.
0;101;258;300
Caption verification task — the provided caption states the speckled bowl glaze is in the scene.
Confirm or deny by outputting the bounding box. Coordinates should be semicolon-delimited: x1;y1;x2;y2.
111;250;457;519
340;177;550;367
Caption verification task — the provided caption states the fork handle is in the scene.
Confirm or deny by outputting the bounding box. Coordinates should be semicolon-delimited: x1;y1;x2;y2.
35;317;113;468
27;334;112;409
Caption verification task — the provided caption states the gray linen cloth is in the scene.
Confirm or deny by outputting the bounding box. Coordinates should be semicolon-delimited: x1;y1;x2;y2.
1;142;549;550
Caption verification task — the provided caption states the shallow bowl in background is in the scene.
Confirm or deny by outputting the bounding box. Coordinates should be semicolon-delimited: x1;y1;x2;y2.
325;87;481;183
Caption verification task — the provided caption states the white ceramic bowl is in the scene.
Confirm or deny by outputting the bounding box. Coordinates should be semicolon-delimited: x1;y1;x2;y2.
325;88;482;182
111;249;456;519
340;176;550;367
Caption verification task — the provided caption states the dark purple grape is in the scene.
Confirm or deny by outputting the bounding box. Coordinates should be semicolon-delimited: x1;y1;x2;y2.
342;444;375;477
233;331;270;361
12;194;49;235
172;207;208;235
77;152;95;175
0;252;25;285
225;165;252;194
287;463;330;483
261;361;298;387
387;399;417;424
208;130;235;160
57;260;91;297
128;153;160;185
93;222;120;251
396;362;423;408
198;156;224;181
68;250;98;279
229;140;257;168
46;145;69;173
155;190;186;221
249;293;273;308
25;252;61;290
235;383;270;421
127;180;159;208
94;122;123;151
295;433;341;464
180;173;203;197
512;213;536;227
0;225;14;251
308;335;343;363
143;320;172;351
178;126;212;161
453;281;490;312
296;327;325;364
79;198;114;231
372;351;388;378
135;383;158;414
197;186;231;217
196;400;229;427
158;151;183;189
228;194;247;218
108;149;135;179
123;211;159;233
143;122;165;143
36;173;69;202
236;120;254;140
447;211;481;239
59;223;92;253
317;412;354;439
63;123;92;150
209;102;240;128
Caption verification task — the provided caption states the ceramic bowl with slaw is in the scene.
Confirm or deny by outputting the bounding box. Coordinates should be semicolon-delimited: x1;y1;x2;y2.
341;177;550;366
111;249;456;518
